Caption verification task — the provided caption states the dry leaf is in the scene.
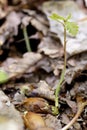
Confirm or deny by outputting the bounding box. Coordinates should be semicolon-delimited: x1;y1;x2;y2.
1;52;42;81
38;37;63;58
32;80;55;101
45;114;62;130
65;64;87;84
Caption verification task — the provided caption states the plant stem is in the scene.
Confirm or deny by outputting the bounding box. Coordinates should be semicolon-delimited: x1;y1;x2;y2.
63;24;67;70
23;26;32;52
55;24;67;108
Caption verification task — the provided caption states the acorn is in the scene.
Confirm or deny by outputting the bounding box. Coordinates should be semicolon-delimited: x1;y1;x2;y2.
22;97;50;113
23;111;46;130
37;127;55;130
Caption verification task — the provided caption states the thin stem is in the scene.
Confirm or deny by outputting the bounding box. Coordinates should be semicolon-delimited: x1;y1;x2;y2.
55;69;65;107
23;26;32;52
64;24;67;70
55;24;67;108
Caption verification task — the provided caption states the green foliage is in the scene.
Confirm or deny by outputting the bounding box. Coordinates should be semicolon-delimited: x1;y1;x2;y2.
65;21;78;36
0;70;8;84
50;13;64;21
50;13;78;36
66;13;72;21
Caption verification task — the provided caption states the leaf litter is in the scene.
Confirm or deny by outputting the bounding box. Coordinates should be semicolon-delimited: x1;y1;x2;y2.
0;0;87;130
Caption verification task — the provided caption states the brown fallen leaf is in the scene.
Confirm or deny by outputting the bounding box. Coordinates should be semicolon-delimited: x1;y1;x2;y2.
23;111;46;130
21;97;50;113
68;51;87;67
38;37;63;58
65;64;87;84
61;113;70;125
31;18;48;35
0;11;21;45
45;114;62;130
32;80;55;101
60;97;77;113
1;52;42;82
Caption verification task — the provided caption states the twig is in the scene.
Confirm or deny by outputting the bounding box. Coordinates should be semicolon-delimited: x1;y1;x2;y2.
62;101;87;130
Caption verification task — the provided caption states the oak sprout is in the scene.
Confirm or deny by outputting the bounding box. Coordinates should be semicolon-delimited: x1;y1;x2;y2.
50;13;79;115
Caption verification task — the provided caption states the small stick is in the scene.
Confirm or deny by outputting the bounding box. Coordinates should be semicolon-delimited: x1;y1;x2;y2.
62;101;87;130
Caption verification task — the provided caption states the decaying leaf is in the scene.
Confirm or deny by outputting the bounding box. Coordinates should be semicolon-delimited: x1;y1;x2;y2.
31;18;48;35
38;37;63;58
32;81;55;101
45;114;62;130
1;52;42;82
61;113;70;125
60;97;77;113
74;81;87;98
68;51;87;67
65;64;87;84
0;11;21;45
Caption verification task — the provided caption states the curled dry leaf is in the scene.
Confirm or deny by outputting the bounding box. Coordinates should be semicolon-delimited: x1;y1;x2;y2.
22;97;50;113
45;114;62;130
38;37;63;58
75;81;87;98
60;97;77;113
31;17;48;35
1;52;42;82
23;111;46;130
0;11;21;45
65;64;87;84
32;80;55;101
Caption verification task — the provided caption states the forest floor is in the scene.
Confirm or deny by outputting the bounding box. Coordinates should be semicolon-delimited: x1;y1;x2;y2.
0;0;87;130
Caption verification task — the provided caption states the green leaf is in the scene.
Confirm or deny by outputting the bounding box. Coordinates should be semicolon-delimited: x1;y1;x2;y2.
65;21;79;36
0;70;8;84
66;13;72;21
50;13;65;21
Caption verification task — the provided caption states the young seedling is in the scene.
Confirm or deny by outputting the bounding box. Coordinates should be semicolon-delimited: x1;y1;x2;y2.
50;13;78;115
